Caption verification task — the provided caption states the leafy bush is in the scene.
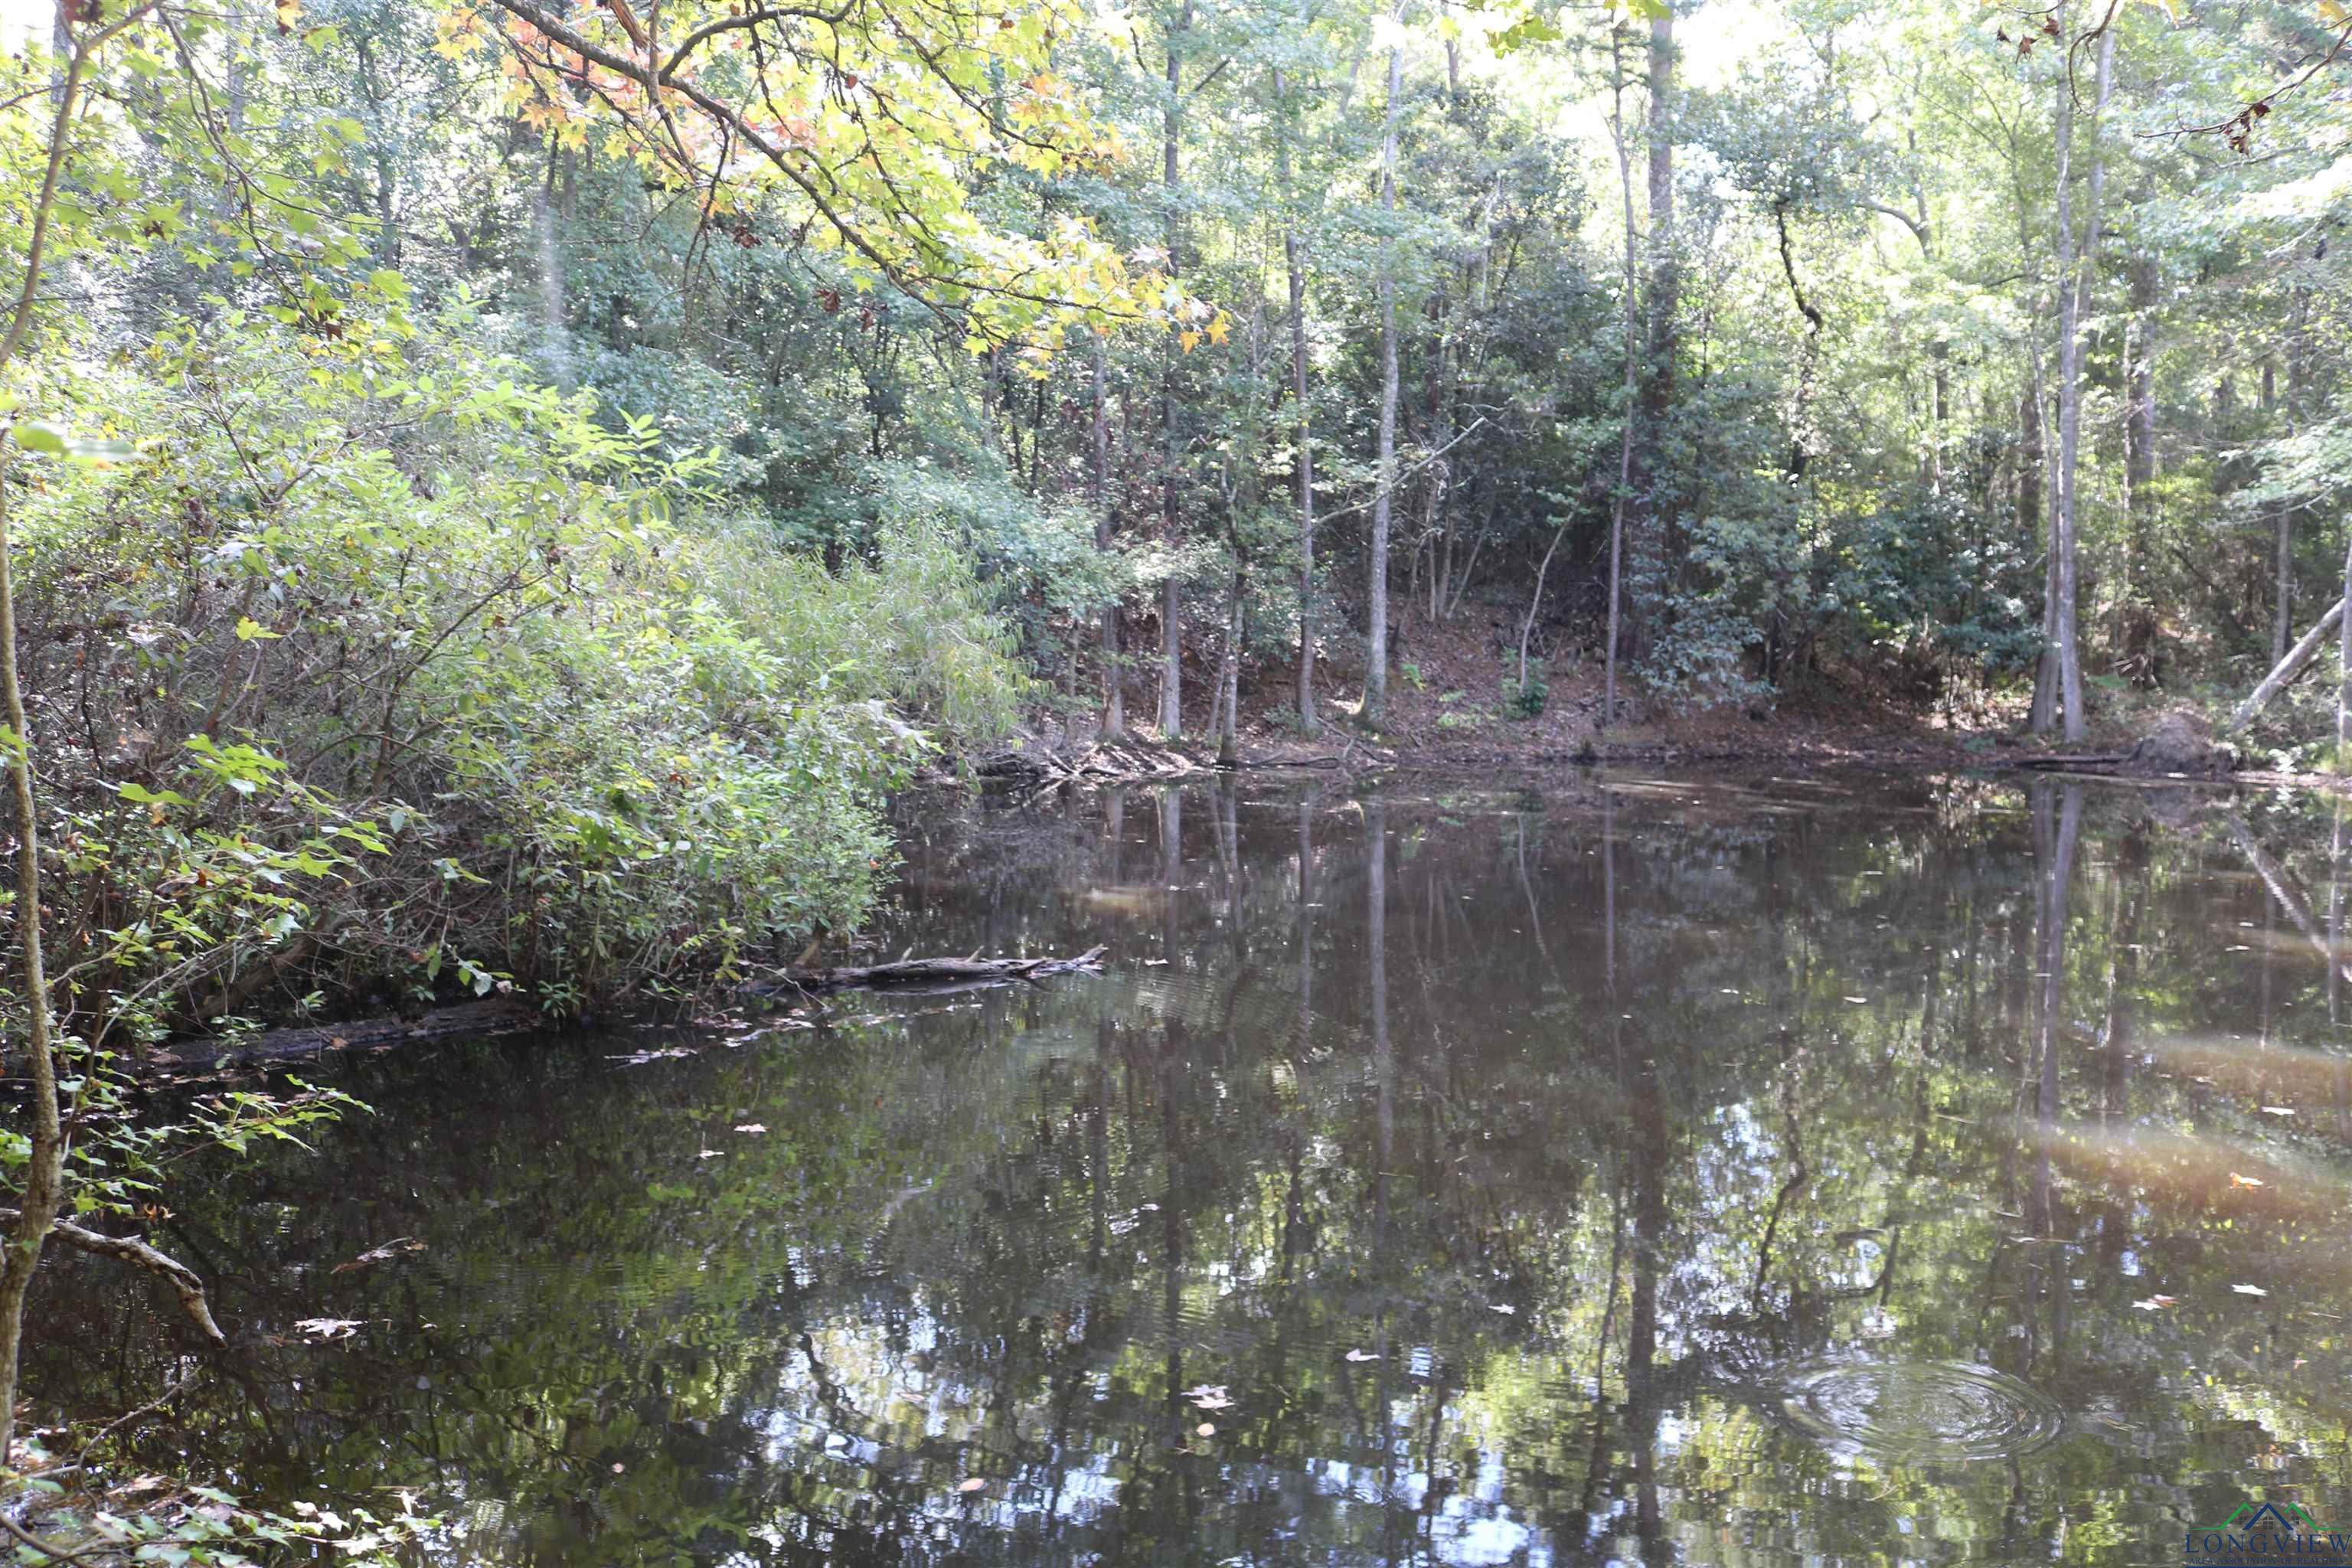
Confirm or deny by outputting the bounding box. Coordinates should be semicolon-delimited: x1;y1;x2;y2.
1504;667;1550;720
11;306;1029;1037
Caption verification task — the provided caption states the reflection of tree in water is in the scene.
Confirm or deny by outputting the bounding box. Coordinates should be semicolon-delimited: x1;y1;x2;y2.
30;775;2352;1564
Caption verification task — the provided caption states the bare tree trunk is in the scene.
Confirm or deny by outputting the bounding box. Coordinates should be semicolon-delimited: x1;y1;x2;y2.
2276;293;2309;665
1093;340;1124;740
1157;0;1191;739
1603;24;1642;731
2118;237;2158;682
2050;17;2117;743
1364;33;1401;727
1161;578;1183;737
2339;532;2351;764
1276;67;1317;736
0;23;95;1459
2228;593;2347;732
2027;364;2057;734
1219;570;1242;764
1634;5;1677;640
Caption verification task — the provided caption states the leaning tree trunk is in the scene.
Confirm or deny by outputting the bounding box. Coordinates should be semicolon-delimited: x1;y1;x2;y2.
2229;593;2348;733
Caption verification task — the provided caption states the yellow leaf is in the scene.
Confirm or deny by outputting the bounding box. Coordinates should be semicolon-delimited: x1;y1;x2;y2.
1178;329;1201;353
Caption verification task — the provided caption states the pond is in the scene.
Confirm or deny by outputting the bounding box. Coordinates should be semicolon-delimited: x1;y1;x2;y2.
34;771;2352;1566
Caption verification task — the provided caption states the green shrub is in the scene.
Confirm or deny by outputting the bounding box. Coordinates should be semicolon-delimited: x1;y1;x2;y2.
11;307;1031;1033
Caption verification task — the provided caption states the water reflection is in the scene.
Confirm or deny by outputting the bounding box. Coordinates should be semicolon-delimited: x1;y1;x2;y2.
31;773;2352;1565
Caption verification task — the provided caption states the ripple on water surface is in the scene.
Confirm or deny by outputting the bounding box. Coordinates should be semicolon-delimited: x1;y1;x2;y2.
1775;1359;2066;1462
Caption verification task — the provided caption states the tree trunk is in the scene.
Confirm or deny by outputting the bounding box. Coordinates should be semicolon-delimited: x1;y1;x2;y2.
1635;5;1677;637
2026;364;2056;733
2228;593;2347;732
0;28;96;1461
1157;0;1191;739
2118;238;2158;682
1093;338;1123;740
1276;66;1316;736
2338;532;2350;763
1161;577;1183;737
1604;25;1642;730
1219;570;1242;764
2050;17;2117;743
1364;34;1401;727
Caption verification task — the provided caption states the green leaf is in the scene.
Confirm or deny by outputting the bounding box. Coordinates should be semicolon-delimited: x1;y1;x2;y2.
11;423;136;460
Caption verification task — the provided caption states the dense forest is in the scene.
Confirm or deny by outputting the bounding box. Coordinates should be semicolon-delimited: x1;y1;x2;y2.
2;0;2352;1549
5;0;2347;1025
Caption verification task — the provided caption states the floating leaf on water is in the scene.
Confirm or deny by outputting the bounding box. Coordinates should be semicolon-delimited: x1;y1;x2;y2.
2230;1172;2267;1187
2261;1106;2295;1116
958;1478;987;1494
733;1123;768;1134
1843;995;1869;1004
294;1317;363;1341
1490;1303;1516;1315
610;1462;625;1474
332;1236;424;1274
1196;1423;1215;1437
2132;1298;2170;1311
1344;1349;1380;1362
2232;1283;2269;1296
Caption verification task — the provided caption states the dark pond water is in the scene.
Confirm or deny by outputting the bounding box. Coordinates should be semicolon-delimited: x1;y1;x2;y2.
34;771;2352;1566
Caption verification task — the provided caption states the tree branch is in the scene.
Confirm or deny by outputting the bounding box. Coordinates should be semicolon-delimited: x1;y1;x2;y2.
2;1212;225;1344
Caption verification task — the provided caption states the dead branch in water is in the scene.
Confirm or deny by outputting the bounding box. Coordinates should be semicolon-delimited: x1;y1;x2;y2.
748;945;1108;996
2;1210;224;1344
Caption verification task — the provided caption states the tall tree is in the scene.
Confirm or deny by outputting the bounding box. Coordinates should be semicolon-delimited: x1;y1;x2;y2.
1276;63;1318;734
2048;17;2119;743
1364;20;1403;727
1160;0;1194;738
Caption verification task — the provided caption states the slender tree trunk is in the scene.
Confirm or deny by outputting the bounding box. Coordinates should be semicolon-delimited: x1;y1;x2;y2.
0;456;60;1468
1635;5;1677;635
2027;363;2056;733
1157;0;1191;739
1604;25;1642;730
2118;237;2157;682
1276;67;1317;735
2050;18;2116;743
2276;293;2309;665
2339;531;2351;764
1093;338;1123;740
1219;571;1242;763
0;21;106;1458
1364;33;1401;727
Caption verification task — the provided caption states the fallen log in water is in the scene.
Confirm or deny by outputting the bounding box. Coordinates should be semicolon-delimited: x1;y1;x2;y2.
148;997;545;1074
746;945;1108;996
978;743;1206;788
